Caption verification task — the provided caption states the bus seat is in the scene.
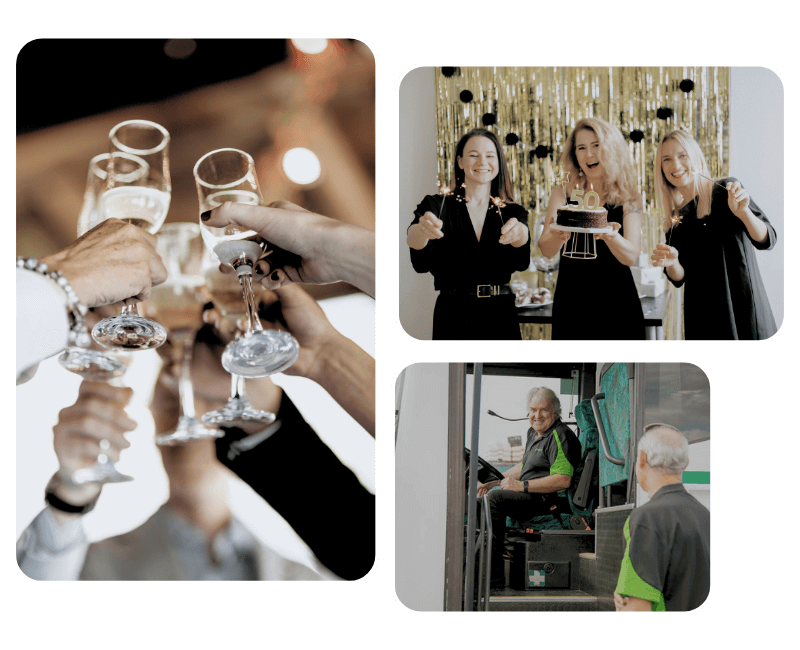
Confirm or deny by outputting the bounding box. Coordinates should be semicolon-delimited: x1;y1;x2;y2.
508;400;599;532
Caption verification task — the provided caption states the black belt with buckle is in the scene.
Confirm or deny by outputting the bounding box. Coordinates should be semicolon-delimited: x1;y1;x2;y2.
443;285;512;298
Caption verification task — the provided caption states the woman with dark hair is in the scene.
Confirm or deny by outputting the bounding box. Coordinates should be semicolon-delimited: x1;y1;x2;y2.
539;117;645;340
407;128;531;339
650;130;777;339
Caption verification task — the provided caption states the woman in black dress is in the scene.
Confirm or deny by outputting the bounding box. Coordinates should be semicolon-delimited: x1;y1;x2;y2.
407;128;531;340
539;118;645;340
650;130;777;339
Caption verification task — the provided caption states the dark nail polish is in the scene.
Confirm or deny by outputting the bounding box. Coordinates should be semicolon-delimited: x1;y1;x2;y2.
271;271;280;281
200;210;212;222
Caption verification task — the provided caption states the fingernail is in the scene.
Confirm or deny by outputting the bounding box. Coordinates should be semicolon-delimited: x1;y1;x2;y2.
271;271;280;281
200;210;212;222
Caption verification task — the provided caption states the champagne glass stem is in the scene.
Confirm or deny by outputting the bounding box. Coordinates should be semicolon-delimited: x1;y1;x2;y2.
176;335;197;420
237;270;264;334
231;373;243;400
121;303;141;317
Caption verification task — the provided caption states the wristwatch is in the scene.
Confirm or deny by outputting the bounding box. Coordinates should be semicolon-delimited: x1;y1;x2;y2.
44;475;99;515
523;480;529;493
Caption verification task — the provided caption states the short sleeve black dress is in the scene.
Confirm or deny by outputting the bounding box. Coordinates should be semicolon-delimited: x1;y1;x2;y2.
409;194;531;340
664;178;777;339
552;204;645;340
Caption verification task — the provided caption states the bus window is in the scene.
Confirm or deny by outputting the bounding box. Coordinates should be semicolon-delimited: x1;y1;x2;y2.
641;363;710;510
643;364;710;443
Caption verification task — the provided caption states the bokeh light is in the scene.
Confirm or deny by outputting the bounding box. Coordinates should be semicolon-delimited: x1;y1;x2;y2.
282;148;321;185
290;39;328;55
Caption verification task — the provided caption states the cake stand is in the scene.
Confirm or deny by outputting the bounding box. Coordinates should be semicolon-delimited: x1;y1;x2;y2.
551;223;612;260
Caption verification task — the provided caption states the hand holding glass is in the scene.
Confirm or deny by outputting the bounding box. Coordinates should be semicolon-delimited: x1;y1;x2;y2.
194;148;298;377
92;120;171;351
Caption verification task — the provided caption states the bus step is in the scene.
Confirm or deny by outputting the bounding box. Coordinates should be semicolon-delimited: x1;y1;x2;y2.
488;589;598;612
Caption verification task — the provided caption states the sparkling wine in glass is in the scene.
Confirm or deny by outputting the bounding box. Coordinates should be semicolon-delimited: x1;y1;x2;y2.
92;120;171;351
194;148;299;378
59;153;144;380
147;223;223;445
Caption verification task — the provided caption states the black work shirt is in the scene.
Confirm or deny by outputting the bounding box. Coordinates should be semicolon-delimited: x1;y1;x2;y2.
409;194;531;291
518;419;582;485
616;483;710;611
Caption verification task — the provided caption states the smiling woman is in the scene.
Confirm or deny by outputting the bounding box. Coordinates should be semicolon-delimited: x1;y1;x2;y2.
406;128;531;340
538;117;645;340
650;130;777;339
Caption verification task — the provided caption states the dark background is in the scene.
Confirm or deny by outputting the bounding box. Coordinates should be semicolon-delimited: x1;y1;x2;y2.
17;39;290;134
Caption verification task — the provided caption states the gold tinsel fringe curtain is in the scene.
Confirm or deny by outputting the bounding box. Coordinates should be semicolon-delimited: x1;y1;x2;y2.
434;66;729;340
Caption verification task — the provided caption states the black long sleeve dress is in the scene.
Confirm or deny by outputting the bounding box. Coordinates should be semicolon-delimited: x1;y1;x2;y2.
409;194;531;340
551;203;645;340
664;178;777;340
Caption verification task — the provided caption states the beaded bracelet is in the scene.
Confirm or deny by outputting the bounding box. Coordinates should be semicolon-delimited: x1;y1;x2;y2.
17;257;91;348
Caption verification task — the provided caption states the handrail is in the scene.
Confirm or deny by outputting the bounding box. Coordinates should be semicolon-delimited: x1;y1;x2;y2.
474;495;493;611
463;363;483;610
590;392;624;466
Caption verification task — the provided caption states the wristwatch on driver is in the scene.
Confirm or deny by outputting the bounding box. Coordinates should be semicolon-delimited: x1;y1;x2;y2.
523;480;529;493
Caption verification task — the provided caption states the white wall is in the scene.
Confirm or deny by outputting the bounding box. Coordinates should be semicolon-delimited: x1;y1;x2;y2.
729;67;784;331
398;67;784;337
399;67;438;340
395;363;449;611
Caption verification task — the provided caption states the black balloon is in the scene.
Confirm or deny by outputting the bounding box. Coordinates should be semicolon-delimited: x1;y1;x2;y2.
482;112;496;126
441;67;457;78
505;133;519;145
459;89;473;103
656;106;674;120
630;129;644;143
679;78;695;93
534;144;551;158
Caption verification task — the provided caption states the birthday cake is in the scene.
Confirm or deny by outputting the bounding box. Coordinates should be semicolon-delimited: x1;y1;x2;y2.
556;204;609;229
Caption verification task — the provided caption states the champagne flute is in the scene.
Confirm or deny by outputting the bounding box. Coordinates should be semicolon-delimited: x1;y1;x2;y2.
92;120;171;351
147;223;223;445
70;373;134;485
59;153;143;380
200;247;276;428
193;148;299;378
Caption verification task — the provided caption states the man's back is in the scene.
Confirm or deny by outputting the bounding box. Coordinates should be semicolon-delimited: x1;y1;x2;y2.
619;484;710;611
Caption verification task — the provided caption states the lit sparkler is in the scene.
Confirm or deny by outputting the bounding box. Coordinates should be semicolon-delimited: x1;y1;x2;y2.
436;179;452;221
491;196;507;225
666;210;683;248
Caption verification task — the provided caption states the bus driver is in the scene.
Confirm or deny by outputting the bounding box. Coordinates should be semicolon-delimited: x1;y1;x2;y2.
477;387;582;587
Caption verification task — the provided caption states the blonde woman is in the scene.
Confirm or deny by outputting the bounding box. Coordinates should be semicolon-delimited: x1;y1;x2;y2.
650;130;777;339
539;118;644;339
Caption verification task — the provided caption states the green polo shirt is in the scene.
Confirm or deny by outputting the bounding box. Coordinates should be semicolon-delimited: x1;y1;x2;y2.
519;419;581;496
616;483;710;611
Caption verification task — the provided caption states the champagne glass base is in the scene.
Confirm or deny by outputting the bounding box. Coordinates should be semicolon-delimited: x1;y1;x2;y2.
71;461;133;485
221;330;299;378
156;416;224;446
58;348;129;382
201;397;277;428
92;315;167;351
